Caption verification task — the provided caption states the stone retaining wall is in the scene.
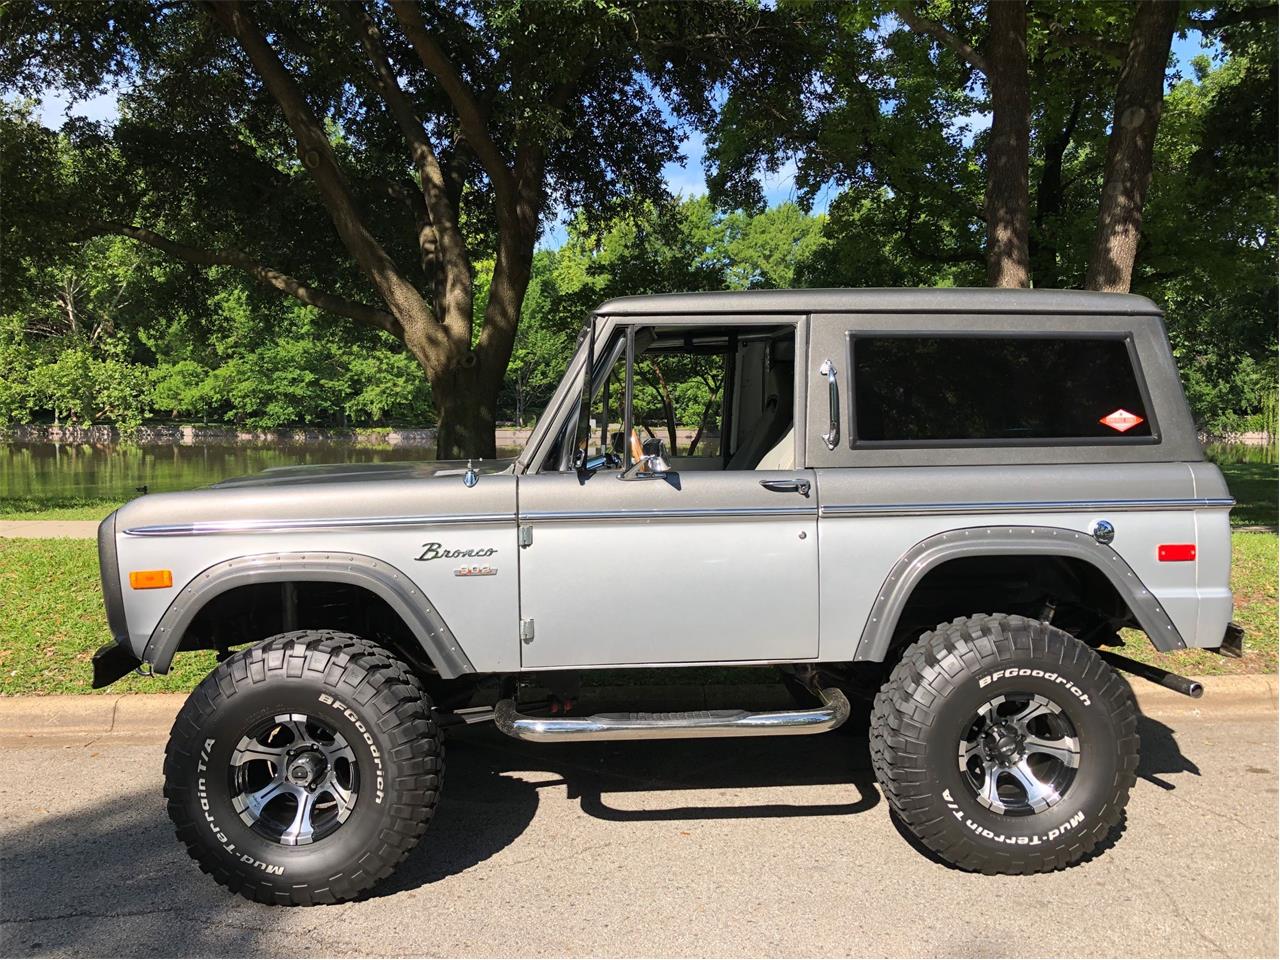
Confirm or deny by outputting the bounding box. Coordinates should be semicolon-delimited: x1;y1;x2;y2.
5;423;444;447
5;423;714;449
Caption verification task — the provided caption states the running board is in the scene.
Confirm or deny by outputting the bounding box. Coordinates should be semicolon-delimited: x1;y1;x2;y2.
494;686;850;743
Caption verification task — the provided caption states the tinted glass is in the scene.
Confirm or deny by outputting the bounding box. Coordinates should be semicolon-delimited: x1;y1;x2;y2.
851;335;1153;444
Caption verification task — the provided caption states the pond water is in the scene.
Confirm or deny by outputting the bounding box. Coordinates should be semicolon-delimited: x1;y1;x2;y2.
0;442;521;502
1204;441;1277;465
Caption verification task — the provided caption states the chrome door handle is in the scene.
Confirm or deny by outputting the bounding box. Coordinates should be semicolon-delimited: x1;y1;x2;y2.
760;478;811;497
819;358;839;450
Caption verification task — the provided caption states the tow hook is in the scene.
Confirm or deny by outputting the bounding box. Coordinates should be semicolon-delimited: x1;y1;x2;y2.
1097;650;1204;699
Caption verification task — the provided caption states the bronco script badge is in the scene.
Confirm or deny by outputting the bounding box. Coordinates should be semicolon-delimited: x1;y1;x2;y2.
415;541;498;576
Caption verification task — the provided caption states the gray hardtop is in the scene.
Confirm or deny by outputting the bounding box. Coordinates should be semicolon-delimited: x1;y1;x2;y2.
596;287;1161;318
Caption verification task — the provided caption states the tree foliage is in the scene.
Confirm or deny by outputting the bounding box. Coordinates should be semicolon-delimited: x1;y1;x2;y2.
0;1;1274;441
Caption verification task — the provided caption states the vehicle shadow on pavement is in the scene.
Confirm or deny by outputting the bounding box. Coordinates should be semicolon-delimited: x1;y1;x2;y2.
0;784;265;957
1133;711;1201;790
378;709;881;897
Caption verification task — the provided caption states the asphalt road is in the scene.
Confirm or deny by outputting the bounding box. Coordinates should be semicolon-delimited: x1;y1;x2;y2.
1;697;1276;958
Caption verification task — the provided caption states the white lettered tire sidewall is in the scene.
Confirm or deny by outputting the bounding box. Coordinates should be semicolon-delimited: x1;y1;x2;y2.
180;680;396;886
929;666;1121;854
870;614;1139;874
164;631;441;905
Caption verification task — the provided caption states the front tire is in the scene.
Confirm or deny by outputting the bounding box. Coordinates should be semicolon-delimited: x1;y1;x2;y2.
164;631;441;905
870;614;1138;874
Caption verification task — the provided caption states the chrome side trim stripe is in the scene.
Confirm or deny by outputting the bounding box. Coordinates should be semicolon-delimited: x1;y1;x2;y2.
820;497;1235;518
123;513;515;537
522;506;817;522
122;497;1231;535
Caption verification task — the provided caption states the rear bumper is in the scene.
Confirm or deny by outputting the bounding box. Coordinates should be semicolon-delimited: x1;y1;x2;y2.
1215;621;1245;658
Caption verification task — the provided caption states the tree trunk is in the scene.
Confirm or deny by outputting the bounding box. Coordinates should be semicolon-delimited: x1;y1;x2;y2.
1084;0;1178;293
1030;98;1082;289
433;367;500;460
984;0;1031;288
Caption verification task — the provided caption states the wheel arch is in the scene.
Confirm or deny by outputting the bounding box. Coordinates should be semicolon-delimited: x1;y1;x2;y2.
852;525;1186;662
142;552;475;678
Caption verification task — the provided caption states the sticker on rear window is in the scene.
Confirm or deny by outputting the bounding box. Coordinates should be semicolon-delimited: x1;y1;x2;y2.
1099;409;1145;433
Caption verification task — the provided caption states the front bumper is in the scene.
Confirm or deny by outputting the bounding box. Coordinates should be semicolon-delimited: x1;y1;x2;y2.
92;642;143;689
92;510;137;688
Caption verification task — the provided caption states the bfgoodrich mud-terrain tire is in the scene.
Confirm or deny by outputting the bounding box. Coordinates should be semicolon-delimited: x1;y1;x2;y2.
164;631;441;905
870;614;1138;874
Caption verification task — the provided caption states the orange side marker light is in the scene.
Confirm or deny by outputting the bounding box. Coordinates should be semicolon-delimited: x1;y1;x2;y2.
129;569;173;589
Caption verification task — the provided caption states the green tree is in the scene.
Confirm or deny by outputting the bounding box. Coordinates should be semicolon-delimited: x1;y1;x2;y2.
2;0;761;456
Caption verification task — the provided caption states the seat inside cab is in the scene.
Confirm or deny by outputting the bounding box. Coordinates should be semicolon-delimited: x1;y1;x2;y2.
637;324;796;472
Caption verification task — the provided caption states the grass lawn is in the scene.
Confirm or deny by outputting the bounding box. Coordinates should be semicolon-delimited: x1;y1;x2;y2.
0;496;127;521
0;538;216;694
1218;462;1279;529
1117;530;1277;676
0;529;1274;695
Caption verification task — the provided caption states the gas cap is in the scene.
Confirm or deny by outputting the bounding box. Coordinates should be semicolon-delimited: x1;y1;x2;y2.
1090;519;1115;545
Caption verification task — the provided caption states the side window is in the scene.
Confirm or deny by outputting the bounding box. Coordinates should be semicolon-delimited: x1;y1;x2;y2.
633;341;728;458
849;334;1156;446
583;335;628;463
543;321;799;472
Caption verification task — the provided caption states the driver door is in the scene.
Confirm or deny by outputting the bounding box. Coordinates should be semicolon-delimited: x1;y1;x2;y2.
515;316;818;669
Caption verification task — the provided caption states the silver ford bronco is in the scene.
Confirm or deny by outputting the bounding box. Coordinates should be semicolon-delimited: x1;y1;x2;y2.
94;289;1242;904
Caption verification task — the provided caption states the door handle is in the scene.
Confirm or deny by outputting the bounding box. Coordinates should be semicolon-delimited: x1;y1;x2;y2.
760;478;811;497
818;358;840;450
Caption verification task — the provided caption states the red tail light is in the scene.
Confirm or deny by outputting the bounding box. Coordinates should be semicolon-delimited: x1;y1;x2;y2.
1158;544;1196;562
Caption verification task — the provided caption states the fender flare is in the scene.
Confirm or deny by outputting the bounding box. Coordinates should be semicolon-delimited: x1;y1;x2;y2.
142;551;476;677
852;525;1187;662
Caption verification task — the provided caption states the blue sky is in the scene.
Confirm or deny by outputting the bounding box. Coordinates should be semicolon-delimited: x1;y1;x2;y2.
29;27;1218;251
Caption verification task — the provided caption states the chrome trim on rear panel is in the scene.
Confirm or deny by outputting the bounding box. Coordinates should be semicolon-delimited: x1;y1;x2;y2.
819;497;1234;518
123;513;514;536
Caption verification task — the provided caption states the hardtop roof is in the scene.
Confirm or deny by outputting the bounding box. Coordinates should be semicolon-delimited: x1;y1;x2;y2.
595;287;1160;317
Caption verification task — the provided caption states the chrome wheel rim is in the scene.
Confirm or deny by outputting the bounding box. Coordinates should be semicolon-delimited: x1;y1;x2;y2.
957;693;1080;816
230;713;359;845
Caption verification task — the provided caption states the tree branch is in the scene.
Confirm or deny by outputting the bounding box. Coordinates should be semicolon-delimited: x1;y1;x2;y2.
343;5;456;229
208;0;438;346
343;0;472;345
388;0;516;204
1047;28;1128;61
895;2;989;74
1189;3;1278;32
90;221;403;339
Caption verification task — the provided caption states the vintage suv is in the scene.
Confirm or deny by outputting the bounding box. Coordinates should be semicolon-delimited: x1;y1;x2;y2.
94;289;1241;904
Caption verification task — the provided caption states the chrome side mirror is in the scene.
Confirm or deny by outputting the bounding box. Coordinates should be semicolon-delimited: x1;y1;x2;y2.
621;437;671;480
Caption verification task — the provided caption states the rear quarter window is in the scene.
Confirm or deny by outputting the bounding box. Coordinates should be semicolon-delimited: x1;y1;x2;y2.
848;333;1156;446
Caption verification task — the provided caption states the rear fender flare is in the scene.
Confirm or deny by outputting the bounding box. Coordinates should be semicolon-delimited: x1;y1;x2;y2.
852;525;1186;661
142;551;475;677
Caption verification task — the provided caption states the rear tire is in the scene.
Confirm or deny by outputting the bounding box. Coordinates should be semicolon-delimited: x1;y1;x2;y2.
870;614;1138;874
164;630;441;905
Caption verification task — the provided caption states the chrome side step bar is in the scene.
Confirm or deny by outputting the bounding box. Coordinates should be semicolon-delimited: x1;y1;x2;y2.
494;685;851;743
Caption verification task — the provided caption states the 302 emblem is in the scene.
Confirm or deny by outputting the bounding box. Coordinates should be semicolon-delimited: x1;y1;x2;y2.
454;564;497;577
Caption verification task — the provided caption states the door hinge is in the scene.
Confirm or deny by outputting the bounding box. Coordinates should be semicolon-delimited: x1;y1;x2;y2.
520;618;535;643
518;524;533;548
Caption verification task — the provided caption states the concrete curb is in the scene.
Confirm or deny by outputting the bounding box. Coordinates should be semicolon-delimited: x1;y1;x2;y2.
0;674;1273;741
